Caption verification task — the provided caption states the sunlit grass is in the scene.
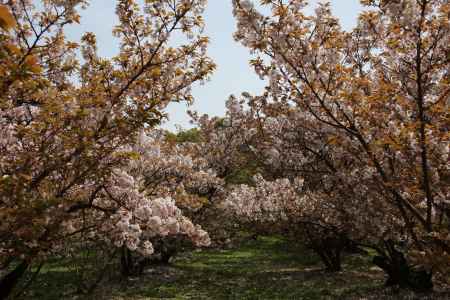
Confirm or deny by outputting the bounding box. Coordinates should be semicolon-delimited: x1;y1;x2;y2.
21;236;449;299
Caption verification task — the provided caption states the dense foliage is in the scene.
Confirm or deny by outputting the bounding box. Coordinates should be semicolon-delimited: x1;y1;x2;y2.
0;0;214;298
0;0;448;298
222;0;449;288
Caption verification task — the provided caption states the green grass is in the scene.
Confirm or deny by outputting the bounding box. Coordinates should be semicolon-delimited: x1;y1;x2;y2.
109;236;386;300
17;236;449;299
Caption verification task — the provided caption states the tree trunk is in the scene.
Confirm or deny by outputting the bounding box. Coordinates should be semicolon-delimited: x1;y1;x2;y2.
0;260;29;300
159;244;177;265
120;247;133;277
316;248;342;272
373;240;433;291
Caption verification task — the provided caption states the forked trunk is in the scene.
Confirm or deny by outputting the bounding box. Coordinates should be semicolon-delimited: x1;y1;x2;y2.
373;240;433;292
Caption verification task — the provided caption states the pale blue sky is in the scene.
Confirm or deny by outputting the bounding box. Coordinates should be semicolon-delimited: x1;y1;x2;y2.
66;1;363;131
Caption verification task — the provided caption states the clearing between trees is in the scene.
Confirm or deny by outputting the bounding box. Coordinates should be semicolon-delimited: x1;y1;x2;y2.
21;236;450;300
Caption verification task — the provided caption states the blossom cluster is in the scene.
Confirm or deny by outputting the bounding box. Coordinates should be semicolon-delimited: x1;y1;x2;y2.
0;0;213;270
230;0;450;273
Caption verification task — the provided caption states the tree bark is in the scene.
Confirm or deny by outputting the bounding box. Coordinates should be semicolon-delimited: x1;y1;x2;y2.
0;260;29;300
120;247;133;277
372;240;433;291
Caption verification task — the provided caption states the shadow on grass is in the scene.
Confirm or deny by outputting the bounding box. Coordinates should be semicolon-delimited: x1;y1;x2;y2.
91;236;384;300
21;236;404;299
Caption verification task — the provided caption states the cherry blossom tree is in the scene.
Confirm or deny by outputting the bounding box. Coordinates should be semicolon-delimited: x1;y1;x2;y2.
0;0;214;297
118;130;217;270
189;96;259;183
214;95;392;272
231;0;449;289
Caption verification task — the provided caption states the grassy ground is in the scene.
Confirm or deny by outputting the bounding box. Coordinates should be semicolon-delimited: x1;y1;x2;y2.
19;236;450;299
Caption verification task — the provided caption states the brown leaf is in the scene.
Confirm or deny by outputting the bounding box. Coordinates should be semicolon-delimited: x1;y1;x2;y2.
0;5;16;31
